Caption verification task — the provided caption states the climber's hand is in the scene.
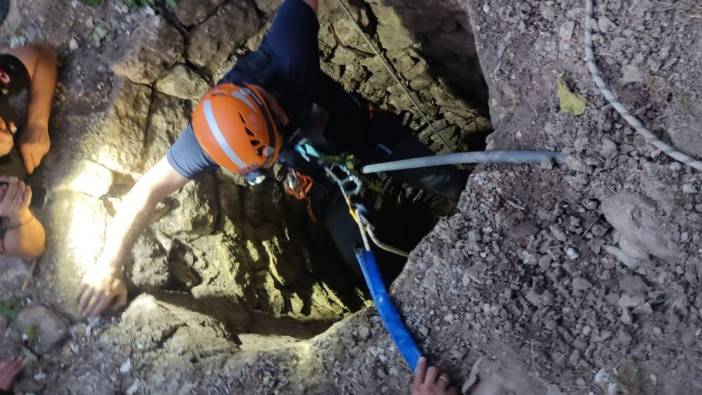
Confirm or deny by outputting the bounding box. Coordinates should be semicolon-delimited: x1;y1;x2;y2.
17;124;50;174
412;357;459;395
76;263;127;317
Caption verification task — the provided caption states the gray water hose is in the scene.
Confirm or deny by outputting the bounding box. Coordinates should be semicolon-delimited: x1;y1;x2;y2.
361;150;567;174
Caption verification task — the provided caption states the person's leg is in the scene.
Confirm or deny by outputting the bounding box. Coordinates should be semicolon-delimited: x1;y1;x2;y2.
316;187;364;274
366;111;468;202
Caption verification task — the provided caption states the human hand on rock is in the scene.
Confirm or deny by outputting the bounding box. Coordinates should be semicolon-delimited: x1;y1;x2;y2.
0;176;31;221
411;357;459;395
17;123;50;174
76;262;128;317
0;356;24;391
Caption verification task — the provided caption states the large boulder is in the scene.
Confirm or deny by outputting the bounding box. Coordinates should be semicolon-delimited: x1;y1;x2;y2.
369;3;416;51
43;191;110;317
171;0;227;27
45;159;114;199
142;93;191;171
154;173;219;237
105;15;184;85
85;78;152;174
601;192;683;260
187;1;261;77
154;64;209;101
13;304;69;355
127;232;171;291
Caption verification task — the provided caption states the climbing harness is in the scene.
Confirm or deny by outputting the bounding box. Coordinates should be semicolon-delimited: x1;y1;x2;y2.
361;150;568;174
295;140;408;257
284;169;317;223
584;0;702;170
284;169;315;200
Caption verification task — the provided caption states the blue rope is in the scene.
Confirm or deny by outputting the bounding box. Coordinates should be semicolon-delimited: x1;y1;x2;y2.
355;249;422;371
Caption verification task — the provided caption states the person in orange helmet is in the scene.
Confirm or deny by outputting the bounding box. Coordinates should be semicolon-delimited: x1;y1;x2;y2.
76;0;467;317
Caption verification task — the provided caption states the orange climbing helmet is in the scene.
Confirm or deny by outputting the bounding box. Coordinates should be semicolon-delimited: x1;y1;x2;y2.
191;83;283;175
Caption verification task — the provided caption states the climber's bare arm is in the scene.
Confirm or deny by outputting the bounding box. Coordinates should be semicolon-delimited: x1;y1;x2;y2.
303;0;317;14
3;44;57;174
76;156;190;317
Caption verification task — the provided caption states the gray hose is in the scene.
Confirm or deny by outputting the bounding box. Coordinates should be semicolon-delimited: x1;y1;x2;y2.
362;150;567;174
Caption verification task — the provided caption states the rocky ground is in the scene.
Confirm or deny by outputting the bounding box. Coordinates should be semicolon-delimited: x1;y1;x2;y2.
0;0;701;394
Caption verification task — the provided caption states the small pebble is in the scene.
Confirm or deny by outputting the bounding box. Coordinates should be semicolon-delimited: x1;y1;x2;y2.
566;247;580;260
358;325;370;339
119;358;131;374
126;380;140;395
69;38;79;51
682;184;698;194
598;16;615;32
545;318;557;330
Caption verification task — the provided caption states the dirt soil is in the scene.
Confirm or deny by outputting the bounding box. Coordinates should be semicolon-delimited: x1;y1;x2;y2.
0;0;701;394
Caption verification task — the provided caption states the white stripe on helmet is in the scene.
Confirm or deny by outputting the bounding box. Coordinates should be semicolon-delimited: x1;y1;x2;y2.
204;100;248;170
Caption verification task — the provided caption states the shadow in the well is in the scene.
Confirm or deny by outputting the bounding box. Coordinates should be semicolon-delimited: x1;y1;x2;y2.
391;0;490;115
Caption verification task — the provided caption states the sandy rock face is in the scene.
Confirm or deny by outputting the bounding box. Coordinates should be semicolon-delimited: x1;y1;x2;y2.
187;1;262;77
142;92;191;171
43;191;110;318
155;64;209;101
85;78;152;174
106;15;184;85
155;174;219;237
171;0;227;27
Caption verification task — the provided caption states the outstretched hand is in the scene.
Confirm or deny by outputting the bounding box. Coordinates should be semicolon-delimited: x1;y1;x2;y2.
411;357;459;395
0;357;24;391
75;263;128;317
17;124;50;174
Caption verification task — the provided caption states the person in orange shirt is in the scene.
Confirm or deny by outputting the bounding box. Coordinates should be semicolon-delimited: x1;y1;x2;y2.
0;43;57;258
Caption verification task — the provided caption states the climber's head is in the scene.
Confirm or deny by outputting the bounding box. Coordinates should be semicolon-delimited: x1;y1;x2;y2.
191;83;283;184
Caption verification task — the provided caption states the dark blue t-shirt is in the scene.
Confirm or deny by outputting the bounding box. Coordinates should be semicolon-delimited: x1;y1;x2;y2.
168;0;321;179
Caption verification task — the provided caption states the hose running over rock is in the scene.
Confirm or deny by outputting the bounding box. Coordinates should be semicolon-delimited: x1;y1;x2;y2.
361;150;567;174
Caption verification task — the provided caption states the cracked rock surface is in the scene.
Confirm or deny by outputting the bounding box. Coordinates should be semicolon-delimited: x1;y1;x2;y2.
1;0;699;394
